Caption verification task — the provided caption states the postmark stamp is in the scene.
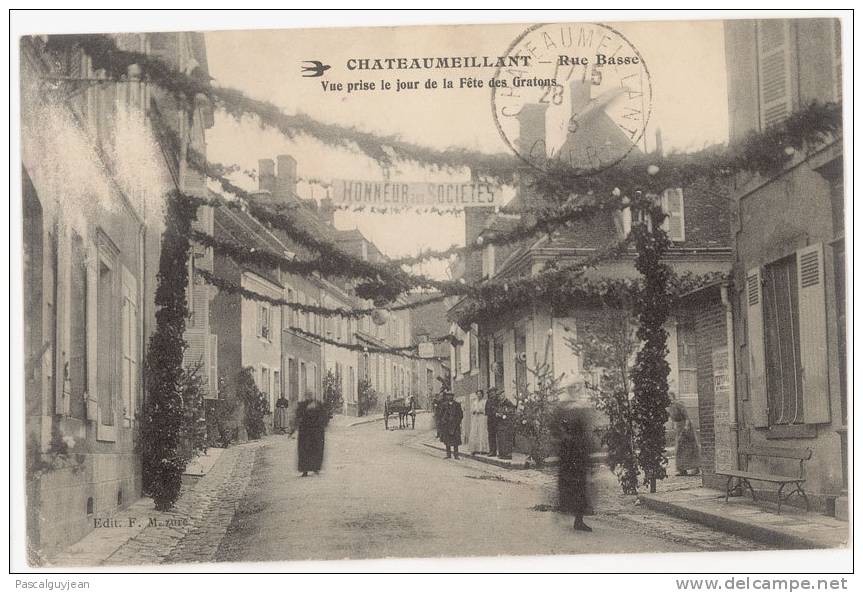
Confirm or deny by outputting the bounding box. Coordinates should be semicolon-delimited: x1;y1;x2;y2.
492;23;653;174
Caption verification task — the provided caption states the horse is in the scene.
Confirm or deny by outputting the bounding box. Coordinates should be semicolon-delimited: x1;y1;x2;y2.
384;396;417;430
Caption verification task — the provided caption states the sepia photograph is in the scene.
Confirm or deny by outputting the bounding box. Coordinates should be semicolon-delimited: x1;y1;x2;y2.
11;9;851;574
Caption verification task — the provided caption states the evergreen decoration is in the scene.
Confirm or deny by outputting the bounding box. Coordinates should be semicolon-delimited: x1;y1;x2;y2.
235;367;270;440
629;200;674;492
569;307;640;495
139;191;199;511
195;268;449;318
514;362;565;468
45;34;517;180
322;370;344;418
357;379;378;417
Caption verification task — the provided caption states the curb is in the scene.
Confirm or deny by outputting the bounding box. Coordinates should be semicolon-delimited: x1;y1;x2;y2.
637;493;836;550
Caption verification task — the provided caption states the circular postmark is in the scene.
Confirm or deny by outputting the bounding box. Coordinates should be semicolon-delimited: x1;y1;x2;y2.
492;22;653;174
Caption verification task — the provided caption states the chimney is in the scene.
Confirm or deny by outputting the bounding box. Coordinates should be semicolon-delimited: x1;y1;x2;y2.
319;197;336;226
276;154;298;200
570;80;591;114
258;159;276;193
655;128;664;157
516;103;549;165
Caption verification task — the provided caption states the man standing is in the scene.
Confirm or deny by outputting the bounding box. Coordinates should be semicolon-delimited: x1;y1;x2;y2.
439;391;464;460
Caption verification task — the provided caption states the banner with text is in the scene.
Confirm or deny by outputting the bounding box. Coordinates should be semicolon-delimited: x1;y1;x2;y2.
331;179;501;208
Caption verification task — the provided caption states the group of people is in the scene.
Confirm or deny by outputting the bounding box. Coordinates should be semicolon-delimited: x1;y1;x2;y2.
433;389;506;460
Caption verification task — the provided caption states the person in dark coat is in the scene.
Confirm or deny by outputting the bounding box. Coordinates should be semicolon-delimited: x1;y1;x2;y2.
291;398;328;477
553;405;593;532
485;389;499;457
438;391;464;459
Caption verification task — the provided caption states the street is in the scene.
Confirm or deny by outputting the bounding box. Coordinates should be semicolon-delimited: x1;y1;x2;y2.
213;416;764;563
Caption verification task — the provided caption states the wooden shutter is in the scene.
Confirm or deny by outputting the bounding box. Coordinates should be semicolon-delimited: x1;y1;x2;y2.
757;20;793;129
746;267;769;427
121;266;138;420
661;188;685;242
208;333;218;399
797;244;830;423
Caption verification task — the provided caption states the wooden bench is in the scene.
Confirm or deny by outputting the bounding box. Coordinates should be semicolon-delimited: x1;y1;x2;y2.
716;445;812;514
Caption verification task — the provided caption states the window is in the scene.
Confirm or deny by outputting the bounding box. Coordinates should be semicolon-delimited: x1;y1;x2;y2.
261;366;271;408
273;370;281;399
482;244;496;279
258;304;271;340
746;244;830;427
349;366;355;403
300;362;307;399
120;266;138;422
470;324;480;372
613;206;632;239
284;287;295;329
96;243;117;441
69;233;88;419
661;188;685;242
757;19;793;129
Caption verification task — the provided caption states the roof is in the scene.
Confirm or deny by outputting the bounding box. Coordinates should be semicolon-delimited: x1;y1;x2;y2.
213;193;286;287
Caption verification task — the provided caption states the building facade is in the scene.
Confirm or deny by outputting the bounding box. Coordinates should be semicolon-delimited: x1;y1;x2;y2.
449;79;733;449
715;18;845;515
22;32;211;557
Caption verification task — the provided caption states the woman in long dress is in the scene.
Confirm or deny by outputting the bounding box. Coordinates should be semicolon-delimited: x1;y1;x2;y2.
469;390;490;454
554;405;593;532
292;399;328;477
669;400;701;476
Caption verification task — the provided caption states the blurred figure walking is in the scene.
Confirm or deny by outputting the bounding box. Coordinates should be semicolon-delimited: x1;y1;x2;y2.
292;397;329;477
554;406;593;532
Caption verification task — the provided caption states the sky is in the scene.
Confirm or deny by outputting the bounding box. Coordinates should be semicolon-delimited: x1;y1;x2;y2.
203;19;729;278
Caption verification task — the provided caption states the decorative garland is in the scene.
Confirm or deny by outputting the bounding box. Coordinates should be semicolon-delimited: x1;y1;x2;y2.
45;34;518;180
195;267;449;317
629;201;673;492
139;190;197;511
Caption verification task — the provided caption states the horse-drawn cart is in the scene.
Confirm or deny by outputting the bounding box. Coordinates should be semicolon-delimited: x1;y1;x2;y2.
384;396;417;430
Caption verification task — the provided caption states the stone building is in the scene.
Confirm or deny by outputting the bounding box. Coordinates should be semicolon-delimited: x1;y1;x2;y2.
21;32;212;557
710;18;846;516
448;79;733;450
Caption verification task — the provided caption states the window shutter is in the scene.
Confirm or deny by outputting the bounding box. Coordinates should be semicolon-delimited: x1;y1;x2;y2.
208;333;218;398
661;188;685;242
746;267;769;427
757;20;793;129
797;244;830;424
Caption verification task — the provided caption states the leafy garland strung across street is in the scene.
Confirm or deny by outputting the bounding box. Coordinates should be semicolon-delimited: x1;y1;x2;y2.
285;325;461;359
139;191;197;511
43;33;517;180
45;33;840;189
194;268;449;318
630;199;674;493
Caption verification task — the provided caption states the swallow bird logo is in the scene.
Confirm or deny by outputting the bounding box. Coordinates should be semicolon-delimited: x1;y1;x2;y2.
302;61;331;77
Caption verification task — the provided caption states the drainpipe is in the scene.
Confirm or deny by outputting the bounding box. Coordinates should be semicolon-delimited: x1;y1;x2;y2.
720;283;740;470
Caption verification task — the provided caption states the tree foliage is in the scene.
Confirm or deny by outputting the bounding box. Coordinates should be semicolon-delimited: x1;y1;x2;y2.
569;307;640;494
235;367;269;440
630;201;673;490
140;192;198;511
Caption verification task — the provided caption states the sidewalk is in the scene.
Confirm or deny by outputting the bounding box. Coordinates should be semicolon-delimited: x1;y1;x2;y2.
422;439;668;469
638;487;849;549
49;440;263;567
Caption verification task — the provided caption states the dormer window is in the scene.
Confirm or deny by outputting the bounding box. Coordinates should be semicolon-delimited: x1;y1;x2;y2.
482;243;496;279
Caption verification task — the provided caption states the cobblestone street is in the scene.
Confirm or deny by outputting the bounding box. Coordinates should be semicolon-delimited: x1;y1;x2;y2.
51;416;773;567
